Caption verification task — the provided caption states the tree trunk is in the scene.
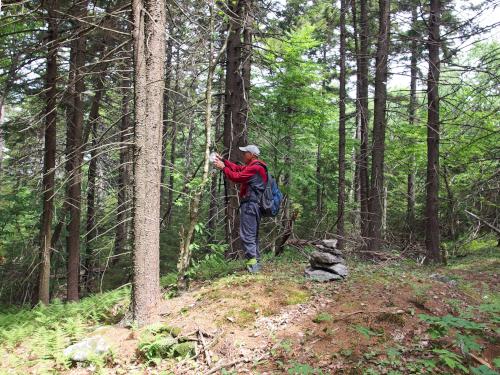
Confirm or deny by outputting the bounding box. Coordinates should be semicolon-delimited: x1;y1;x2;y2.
163;47;181;228
223;0;247;259
368;0;390;252
443;164;457;240
407;6;418;240
66;0;88;302
359;0;371;241
160;34;173;216
207;67;225;245
37;0;58;305
84;67;108;290
425;0;442;264
337;0;347;250
131;0;166;325
114;74;132;265
350;0;362;229
316;142;322;218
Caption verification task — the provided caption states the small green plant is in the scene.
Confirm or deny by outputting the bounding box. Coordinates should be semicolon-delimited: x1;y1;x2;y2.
287;361;324;374
355;325;382;338
471;365;499;375
312;312;332;323
432;349;468;373
286;289;310;305
418;314;484;339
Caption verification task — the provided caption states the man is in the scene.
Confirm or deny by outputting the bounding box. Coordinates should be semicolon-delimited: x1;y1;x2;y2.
213;145;267;273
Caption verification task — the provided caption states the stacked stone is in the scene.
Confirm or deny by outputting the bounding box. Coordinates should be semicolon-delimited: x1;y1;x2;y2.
304;239;348;281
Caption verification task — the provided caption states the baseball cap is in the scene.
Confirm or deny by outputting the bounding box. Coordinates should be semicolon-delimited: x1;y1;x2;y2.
239;145;260;156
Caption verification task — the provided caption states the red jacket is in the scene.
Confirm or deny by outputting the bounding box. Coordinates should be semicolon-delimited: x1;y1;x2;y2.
222;159;268;199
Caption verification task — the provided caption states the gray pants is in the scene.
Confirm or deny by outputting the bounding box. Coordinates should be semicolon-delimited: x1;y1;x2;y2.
240;201;261;260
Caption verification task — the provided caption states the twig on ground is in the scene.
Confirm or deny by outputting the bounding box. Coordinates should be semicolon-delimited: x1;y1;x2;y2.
198;328;212;367
205;354;268;375
469;352;493;369
333;309;405;322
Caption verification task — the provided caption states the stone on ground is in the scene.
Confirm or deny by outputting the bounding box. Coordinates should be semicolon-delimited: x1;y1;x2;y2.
304;267;343;282
63;336;110;362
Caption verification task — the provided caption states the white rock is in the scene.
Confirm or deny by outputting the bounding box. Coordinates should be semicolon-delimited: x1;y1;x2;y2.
63;336;110;362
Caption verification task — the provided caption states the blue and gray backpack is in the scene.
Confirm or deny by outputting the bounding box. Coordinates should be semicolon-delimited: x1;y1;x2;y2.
256;163;283;217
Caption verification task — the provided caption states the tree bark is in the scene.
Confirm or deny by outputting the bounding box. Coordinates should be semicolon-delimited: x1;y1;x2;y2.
84;65;108;290
207;67;225;245
163;47;180;228
66;0;88;302
337;0;347;250
132;0;166;325
358;0;371;241
37;0;58;305
368;0;390;252
160;33;173;216
114;74;132;265
425;0;442;263
407;5;418;240
223;0;248;259
350;0;362;229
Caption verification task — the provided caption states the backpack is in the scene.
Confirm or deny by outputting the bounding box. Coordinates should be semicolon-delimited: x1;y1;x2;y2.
255;163;283;217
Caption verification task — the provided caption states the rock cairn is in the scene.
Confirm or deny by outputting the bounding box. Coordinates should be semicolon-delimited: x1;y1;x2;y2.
304;239;348;281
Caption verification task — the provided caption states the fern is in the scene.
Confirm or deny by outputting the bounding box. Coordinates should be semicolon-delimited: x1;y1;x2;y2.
432;349;468;373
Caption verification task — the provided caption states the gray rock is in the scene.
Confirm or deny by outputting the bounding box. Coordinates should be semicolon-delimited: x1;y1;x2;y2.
430;273;457;286
63;336;110;362
321;239;338;249
310;251;344;266
314;244;343;256
304;267;343;282
319;263;348;278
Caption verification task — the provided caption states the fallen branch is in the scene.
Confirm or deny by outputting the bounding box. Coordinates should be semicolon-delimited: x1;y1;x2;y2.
206;354;268;375
465;210;500;234
469;352;493;369
333;309;405;322
199;328;212;367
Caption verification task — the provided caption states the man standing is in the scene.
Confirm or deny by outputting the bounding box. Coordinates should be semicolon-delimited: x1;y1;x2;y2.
213;145;267;273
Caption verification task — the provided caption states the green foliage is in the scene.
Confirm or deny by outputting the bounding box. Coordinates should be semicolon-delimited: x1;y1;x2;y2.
0;287;129;369
355;325;382;338
418;314;484;338
287;361;324;374
455;333;482;354
185;244;241;280
312;312;332;323
471;366;499;375
432;349;469;373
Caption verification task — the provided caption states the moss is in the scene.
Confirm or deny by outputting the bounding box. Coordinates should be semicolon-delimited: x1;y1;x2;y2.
285;288;310;305
171;342;196;358
313;312;333;323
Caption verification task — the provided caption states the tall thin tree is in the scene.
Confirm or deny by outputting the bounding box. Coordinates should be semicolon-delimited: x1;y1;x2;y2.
337;0;347;250
407;5;419;240
37;0;58;304
358;0;370;241
66;0;88;302
131;0;166;325
368;0;390;252
223;0;248;258
425;0;442;263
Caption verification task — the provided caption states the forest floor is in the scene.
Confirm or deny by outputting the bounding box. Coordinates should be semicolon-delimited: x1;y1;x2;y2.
0;244;498;374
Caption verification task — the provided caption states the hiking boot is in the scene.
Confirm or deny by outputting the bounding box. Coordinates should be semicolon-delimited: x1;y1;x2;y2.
246;258;261;273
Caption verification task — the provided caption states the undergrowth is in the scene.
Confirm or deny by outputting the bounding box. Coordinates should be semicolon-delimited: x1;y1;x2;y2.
0;287;129;372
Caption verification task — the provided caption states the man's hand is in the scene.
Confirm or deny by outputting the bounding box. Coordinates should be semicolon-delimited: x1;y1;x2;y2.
215;153;223;161
213;159;225;170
